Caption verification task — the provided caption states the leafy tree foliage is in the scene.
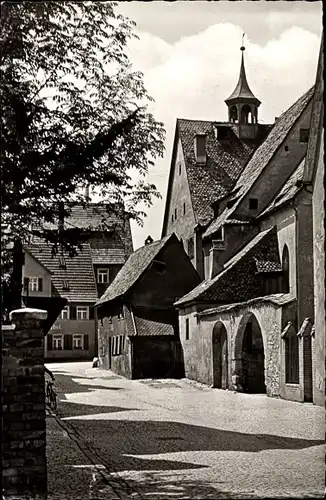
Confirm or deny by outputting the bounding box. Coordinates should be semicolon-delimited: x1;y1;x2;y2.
1;1;165;305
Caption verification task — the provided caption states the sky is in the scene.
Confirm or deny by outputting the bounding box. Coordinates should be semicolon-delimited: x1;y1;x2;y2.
115;1;322;250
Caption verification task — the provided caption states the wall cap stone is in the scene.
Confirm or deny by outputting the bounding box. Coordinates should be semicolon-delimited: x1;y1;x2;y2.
10;308;48;322
2;324;16;331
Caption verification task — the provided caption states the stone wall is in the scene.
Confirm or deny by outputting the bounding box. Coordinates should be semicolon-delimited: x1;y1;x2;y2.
179;300;283;397
2;308;47;497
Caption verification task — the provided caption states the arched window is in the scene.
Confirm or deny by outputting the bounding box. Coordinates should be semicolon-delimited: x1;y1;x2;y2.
230;106;238;123
240;105;251;124
282;245;290;293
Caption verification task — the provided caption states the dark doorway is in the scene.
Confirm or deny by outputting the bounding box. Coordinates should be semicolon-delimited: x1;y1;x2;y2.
241;316;266;394
303;335;313;402
212;322;228;389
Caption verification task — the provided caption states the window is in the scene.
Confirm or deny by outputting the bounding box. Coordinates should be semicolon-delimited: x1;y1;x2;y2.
194;134;206;164
77;306;88;320
249;198;258;210
73;334;83;350
178;163;181;175
187;237;194;260
214;227;224;241
28;277;43;292
62;279;69;290
58;256;66;269
183;202;186;215
97;268;109;283
284;145;289;152
53;334;63;350
282;245;290;293
175;208;177;220
61;306;70;320
171;214;174;223
185;318;190;340
300;128;309;143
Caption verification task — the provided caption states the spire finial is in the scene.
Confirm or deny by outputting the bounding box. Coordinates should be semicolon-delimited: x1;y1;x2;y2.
241;33;245;51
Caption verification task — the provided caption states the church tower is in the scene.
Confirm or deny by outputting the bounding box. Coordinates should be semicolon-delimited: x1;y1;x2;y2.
225;38;261;139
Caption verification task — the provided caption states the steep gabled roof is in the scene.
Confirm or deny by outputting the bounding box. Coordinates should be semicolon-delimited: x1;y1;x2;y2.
95;234;175;306
204;86;315;239
90;248;126;265
25;243;98;302
258;158;305;218
303;32;323;184
175;227;279;307
44;203;125;231
225;50;261;106
162;119;270;234
125;306;175;337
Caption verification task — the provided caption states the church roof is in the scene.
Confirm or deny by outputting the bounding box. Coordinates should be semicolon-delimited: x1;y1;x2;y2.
204;86;315;239
175;226;280;307
170;119;270;227
258;158;305;218
225;49;261;106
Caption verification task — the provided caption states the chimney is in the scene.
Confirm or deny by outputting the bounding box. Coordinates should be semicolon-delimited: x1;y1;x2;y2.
58;201;64;234
194;134;206;165
209;239;225;279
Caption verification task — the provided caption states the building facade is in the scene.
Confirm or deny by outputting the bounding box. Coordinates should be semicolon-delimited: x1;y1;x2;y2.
96;233;201;379
163;40;324;405
23;203;133;361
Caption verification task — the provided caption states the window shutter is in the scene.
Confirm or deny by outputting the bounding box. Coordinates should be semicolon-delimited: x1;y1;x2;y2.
84;334;89;351
89;307;94;320
47;334;53;351
70;306;76;320
38;278;43;292
64;334;72;350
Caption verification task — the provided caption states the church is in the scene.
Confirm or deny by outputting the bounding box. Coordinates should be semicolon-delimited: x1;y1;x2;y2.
161;36;324;405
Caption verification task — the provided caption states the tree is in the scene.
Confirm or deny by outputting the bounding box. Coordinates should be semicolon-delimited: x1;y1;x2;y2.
1;1;165;310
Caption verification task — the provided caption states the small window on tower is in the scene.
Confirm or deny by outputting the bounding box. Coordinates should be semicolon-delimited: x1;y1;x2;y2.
178;163;181;175
249;198;258;210
175;208;177;220
300;129;309;143
171;214;174;223
183;202;186;215
284;145;289;152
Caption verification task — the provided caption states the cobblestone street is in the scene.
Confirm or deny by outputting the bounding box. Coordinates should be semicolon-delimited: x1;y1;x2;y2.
46;362;324;500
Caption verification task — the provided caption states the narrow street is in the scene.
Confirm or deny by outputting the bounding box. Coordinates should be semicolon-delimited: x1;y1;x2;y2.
46;362;324;500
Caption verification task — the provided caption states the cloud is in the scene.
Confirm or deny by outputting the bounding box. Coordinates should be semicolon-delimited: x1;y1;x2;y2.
124;23;320;249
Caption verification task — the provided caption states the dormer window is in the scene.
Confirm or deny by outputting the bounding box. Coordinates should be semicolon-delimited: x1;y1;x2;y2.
194;134;206;165
59;256;66;269
249;198;258;210
62;279;69;290
97;268;109;284
300;128;309;143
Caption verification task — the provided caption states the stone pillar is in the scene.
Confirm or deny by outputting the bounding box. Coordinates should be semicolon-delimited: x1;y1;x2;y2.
2;308;48;497
209;240;225;279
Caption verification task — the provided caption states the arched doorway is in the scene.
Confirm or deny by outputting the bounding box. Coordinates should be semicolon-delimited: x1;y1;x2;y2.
212;322;228;389
235;314;266;394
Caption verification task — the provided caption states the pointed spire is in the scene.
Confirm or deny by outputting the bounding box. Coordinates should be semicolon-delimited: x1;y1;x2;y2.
225;35;261;106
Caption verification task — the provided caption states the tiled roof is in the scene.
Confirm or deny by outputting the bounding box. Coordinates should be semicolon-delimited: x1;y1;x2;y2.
90;248;126;265
203;86;315;239
198;293;295;318
25;242;98;302
175;227;280;306
259;158;305;218
254;258;283;274
177;119;269;226
95;234;173;306
132;316;174;337
43;203;126;231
